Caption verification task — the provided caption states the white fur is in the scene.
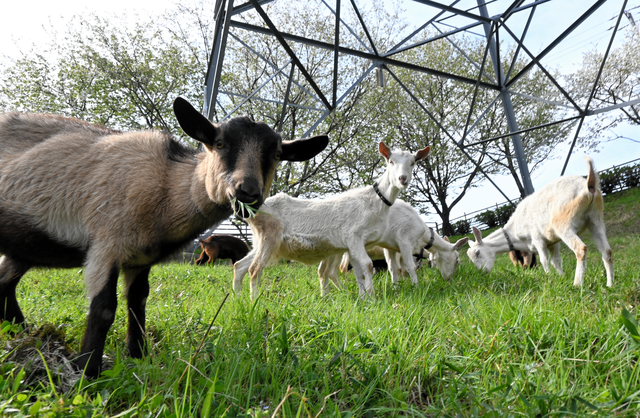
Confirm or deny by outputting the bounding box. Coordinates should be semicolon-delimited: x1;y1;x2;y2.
233;143;429;299
321;199;469;287
466;156;613;287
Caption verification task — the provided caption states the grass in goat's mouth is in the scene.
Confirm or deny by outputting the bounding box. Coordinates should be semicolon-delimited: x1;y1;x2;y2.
232;197;259;219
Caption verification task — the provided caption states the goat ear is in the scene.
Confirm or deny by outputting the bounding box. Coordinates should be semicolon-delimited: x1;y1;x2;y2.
173;97;220;147
281;134;329;162
379;142;391;160
453;237;469;250
414;146;430;161
443;236;450;242
472;226;483;243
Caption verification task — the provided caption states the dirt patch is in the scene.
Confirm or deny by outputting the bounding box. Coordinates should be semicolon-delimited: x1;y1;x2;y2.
3;324;84;392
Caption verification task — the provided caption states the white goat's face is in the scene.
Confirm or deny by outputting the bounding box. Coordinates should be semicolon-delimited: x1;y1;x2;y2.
387;151;417;190
432;250;460;281
379;142;430;190
466;241;495;273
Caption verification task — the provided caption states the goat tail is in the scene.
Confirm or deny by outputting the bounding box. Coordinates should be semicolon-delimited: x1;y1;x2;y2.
584;156;599;196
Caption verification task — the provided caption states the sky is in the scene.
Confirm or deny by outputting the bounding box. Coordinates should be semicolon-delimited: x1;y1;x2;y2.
1;0;639;227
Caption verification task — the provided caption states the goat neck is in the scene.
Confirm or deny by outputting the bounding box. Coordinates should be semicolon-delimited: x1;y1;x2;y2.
190;152;232;219
158;153;230;242
372;169;401;207
477;225;524;255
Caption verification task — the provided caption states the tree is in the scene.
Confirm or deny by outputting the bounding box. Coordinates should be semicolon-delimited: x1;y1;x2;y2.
0;14;204;137
565;25;640;146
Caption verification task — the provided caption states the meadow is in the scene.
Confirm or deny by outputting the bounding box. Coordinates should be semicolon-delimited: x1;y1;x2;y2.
1;187;640;417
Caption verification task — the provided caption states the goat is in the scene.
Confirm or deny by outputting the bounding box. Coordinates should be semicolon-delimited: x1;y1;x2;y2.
195;234;249;266
233;142;430;299
467;156;613;287
0;98;328;377
509;250;537;268
322;199;468;288
337;247;407;276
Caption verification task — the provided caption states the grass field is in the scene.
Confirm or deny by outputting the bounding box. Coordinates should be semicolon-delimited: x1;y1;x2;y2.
1;188;640;417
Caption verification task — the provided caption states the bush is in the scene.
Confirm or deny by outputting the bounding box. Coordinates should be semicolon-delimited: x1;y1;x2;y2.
475;210;498;228
598;162;640;194
452;219;471;235
600;169;621;194
495;203;515;225
621;165;640;188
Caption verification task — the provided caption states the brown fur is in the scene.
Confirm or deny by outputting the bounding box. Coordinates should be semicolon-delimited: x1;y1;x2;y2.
0;97;328;377
195;235;250;266
509;250;538;268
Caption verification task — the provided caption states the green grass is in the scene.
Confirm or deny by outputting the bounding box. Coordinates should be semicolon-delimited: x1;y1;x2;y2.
2;188;640;417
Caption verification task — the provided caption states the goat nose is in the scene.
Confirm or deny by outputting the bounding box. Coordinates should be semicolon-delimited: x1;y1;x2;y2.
235;180;261;204
399;175;407;184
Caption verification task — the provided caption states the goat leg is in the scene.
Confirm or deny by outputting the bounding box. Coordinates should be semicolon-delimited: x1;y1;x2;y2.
0;256;30;325
124;266;151;359
74;261;120;378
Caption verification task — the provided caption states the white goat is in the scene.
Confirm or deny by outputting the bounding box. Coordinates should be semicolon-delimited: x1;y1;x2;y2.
233;142;430;299
467;156;613;287
321;199;469;287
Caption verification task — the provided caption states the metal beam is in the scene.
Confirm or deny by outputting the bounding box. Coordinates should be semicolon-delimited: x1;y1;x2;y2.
561;0;628;175
506;0;608;89
478;0;534;196
277;64;296;132
248;0;332;110
228;20;500;90
333;0;340;108
411;0;492;23
588;97;640;116
387;0;463;55
204;0;235;120
463;115;582;147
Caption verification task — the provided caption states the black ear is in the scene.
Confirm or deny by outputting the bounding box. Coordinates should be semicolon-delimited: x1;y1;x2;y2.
173;97;220;146
281;135;329;162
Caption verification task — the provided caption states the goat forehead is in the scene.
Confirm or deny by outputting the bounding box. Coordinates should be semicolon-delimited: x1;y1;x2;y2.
390;150;414;165
217;119;281;173
221;117;281;147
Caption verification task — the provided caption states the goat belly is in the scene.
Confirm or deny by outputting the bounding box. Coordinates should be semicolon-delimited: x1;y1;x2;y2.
281;234;343;265
0;206;87;267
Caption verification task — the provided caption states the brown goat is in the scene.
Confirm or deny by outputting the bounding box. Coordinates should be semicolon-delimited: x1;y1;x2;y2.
509;250;538;268
195;235;249;266
0;97;328;377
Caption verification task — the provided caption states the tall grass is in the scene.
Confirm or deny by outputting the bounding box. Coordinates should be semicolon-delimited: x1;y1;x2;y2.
2;188;640;417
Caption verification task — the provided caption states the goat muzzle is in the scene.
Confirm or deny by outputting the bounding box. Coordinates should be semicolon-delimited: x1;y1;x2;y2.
230;194;263;219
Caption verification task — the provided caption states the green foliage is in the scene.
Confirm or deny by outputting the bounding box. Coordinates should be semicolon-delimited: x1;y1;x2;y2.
475;209;498;228
597;161;640;195
495;202;516;225
566;28;640;144
600;169;621;194
452;218;471;235
0;11;206;142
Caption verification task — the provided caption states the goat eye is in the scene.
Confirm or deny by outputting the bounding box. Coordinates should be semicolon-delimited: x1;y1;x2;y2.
216;141;224;149
275;151;281;161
